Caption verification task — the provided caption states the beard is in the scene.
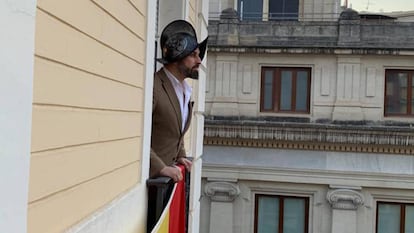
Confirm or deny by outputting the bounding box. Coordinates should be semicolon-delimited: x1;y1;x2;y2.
189;69;199;80
178;62;199;80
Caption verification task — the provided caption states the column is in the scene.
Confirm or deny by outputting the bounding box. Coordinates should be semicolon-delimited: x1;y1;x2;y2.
205;181;240;233
326;186;364;233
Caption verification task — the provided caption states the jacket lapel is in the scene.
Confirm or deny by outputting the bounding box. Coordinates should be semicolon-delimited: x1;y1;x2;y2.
183;101;194;133
159;69;183;132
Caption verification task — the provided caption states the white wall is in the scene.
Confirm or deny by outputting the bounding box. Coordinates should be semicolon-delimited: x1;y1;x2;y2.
0;0;36;232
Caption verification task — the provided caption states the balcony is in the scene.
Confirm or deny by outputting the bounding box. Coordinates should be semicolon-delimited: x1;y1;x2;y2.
147;165;190;233
208;8;414;53
204;116;414;155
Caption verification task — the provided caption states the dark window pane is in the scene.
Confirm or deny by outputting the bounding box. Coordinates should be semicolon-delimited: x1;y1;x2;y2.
269;0;299;20
257;196;279;233
280;71;292;111
263;70;274;110
296;71;309;111
406;205;414;233
238;0;263;21
378;203;401;233
385;72;408;114
283;198;306;233
269;0;283;18
260;67;311;114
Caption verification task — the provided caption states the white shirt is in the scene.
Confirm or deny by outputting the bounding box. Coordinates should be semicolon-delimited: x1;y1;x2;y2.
164;68;192;131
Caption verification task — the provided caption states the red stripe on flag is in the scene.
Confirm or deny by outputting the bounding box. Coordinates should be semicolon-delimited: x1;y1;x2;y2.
169;165;186;233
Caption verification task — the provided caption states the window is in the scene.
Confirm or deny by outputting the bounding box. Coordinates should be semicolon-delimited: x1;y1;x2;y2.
254;194;309;233
385;70;414;116
260;67;311;113
377;202;414;233
269;0;299;20
238;0;299;21
238;0;264;21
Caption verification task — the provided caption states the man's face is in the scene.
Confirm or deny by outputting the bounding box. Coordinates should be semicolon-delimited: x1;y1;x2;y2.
177;48;202;80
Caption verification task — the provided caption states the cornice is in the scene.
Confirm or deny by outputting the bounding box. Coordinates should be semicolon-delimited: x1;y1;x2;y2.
202;165;414;189
208;46;414;55
204;123;414;155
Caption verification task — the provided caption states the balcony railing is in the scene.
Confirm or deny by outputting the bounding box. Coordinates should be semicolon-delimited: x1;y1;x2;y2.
204;117;414;155
209;11;342;21
147;165;191;233
207;9;414;51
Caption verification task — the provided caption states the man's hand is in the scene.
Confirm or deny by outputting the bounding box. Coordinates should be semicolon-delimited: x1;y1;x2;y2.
177;157;192;172
159;166;182;182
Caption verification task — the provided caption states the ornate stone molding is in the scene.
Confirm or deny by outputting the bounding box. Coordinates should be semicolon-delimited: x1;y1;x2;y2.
326;188;364;210
204;122;414;155
205;182;240;202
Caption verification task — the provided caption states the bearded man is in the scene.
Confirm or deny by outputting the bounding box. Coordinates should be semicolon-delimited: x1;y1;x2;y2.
150;20;208;182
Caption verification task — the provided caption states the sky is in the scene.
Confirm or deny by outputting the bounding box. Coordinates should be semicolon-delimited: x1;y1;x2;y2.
347;0;414;12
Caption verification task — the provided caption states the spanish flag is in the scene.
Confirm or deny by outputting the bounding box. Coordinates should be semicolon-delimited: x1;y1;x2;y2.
151;165;186;233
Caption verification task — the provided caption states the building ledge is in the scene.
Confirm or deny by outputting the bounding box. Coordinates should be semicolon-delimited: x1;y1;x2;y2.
204;116;414;155
208;46;414;56
208;18;414;51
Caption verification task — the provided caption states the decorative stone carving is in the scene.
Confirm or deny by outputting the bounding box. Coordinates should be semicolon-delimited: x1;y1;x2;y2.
203;120;414;155
326;188;364;210
205;182;240;202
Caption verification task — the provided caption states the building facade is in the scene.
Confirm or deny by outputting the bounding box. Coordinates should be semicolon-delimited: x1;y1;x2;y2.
201;0;414;233
0;0;208;232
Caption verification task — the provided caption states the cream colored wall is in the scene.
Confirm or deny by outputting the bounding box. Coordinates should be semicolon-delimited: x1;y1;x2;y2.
29;0;147;232
205;52;414;122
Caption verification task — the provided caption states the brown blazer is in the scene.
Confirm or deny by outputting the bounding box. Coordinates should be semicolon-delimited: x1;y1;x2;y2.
150;68;193;178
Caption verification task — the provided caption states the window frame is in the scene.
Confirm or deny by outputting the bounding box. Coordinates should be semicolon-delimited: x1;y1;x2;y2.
237;0;300;21
260;66;311;114
384;69;414;117
254;194;310;233
376;201;414;233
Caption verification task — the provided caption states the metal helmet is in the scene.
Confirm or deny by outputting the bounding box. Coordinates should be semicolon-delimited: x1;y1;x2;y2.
157;20;208;64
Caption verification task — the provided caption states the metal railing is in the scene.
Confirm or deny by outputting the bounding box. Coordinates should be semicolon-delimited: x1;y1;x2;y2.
208;11;342;21
147;176;174;232
146;167;191;233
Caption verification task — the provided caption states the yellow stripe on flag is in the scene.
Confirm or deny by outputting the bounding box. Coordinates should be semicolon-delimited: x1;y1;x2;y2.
157;210;169;233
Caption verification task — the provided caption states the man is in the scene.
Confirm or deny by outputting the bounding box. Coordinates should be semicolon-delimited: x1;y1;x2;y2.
150;20;208;182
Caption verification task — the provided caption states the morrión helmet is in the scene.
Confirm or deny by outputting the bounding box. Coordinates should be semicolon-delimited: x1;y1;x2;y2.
157;20;208;64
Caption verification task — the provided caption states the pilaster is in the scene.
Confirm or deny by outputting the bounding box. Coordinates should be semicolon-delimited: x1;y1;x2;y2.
327;186;364;233
205;181;240;233
333;56;364;121
210;55;240;116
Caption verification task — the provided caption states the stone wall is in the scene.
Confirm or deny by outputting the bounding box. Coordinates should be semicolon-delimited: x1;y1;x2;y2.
208;9;414;49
